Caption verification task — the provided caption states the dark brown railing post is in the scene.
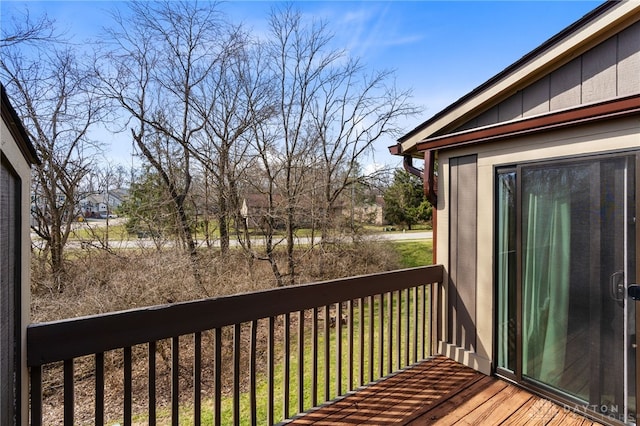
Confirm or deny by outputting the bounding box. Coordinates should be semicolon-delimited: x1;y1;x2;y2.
214;328;222;426
148;341;157;426
267;318;274;425
95;352;104;426
30;366;42;426
387;292;393;374
367;295;374;383
421;285;427;360
250;321;258;426
336;302;342;396
194;332;202;426
358;297;364;387
233;323;241;426
171;336;179;426
378;294;384;378
124;346;132;426
430;282;438;357
283;313;290;419
413;287;420;364
396;291;401;369
323;304;330;402
63;359;74;426
297;310;304;415
405;288;410;367
347;300;354;391
311;307;318;407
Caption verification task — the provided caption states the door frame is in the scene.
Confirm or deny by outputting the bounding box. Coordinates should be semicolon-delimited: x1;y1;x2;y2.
635;153;640;425
494;149;639;425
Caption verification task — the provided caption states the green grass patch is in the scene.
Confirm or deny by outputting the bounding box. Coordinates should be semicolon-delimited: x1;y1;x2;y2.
71;223;130;241
392;240;433;268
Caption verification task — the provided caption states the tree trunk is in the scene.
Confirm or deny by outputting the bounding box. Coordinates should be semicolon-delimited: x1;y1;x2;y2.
176;200;207;296
49;209;65;282
264;219;283;287
286;205;295;286
217;189;230;256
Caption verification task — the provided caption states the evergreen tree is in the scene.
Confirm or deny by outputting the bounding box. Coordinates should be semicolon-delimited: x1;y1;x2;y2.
383;169;432;230
121;167;177;243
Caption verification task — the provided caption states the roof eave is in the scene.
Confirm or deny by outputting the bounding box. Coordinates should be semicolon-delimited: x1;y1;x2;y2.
413;94;640;153
1;84;40;165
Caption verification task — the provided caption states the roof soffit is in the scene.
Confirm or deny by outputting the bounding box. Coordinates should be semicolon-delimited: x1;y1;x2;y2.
399;0;640;154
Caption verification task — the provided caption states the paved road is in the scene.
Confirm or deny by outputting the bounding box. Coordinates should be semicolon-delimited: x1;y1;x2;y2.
35;229;432;250
375;231;432;241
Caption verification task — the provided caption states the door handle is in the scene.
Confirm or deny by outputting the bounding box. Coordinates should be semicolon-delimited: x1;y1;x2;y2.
611;270;625;302
629;285;640;301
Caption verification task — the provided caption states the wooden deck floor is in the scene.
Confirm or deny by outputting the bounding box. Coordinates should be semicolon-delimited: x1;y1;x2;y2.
287;356;603;425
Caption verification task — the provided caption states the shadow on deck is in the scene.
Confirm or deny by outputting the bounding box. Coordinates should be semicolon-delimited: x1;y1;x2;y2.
287;356;603;425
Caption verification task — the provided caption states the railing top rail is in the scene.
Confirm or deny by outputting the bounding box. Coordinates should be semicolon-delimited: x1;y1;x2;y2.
27;264;443;366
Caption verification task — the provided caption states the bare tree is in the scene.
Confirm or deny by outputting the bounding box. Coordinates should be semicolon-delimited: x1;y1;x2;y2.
189;164;217;249
260;5;349;285
246;120;288;286
96;1;228;292
2;40;104;281
188;27;270;255
309;62;420;239
236;5;420;285
0;7;59;48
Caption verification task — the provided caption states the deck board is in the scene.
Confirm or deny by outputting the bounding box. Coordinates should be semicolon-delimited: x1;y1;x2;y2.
286;355;604;425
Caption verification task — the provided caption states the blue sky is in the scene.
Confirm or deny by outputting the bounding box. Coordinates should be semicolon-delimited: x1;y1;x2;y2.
1;0;604;168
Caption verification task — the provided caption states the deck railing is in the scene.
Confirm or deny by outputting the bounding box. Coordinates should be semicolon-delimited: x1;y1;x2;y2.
27;264;443;425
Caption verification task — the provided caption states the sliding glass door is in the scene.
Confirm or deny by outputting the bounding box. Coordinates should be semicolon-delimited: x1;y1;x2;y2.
497;152;637;423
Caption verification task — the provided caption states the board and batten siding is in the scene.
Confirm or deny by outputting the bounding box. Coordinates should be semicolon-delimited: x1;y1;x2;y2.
447;155;478;355
0;157;20;426
457;20;640;132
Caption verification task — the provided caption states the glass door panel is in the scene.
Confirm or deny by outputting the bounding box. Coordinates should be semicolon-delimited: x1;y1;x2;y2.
521;162;580;395
520;156;636;422
497;170;516;373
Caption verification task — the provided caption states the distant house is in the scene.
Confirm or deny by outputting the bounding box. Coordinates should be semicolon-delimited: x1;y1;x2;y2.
346;195;386;226
79;188;128;218
1;84;38;424
240;193;287;229
390;1;639;423
241;192;384;230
